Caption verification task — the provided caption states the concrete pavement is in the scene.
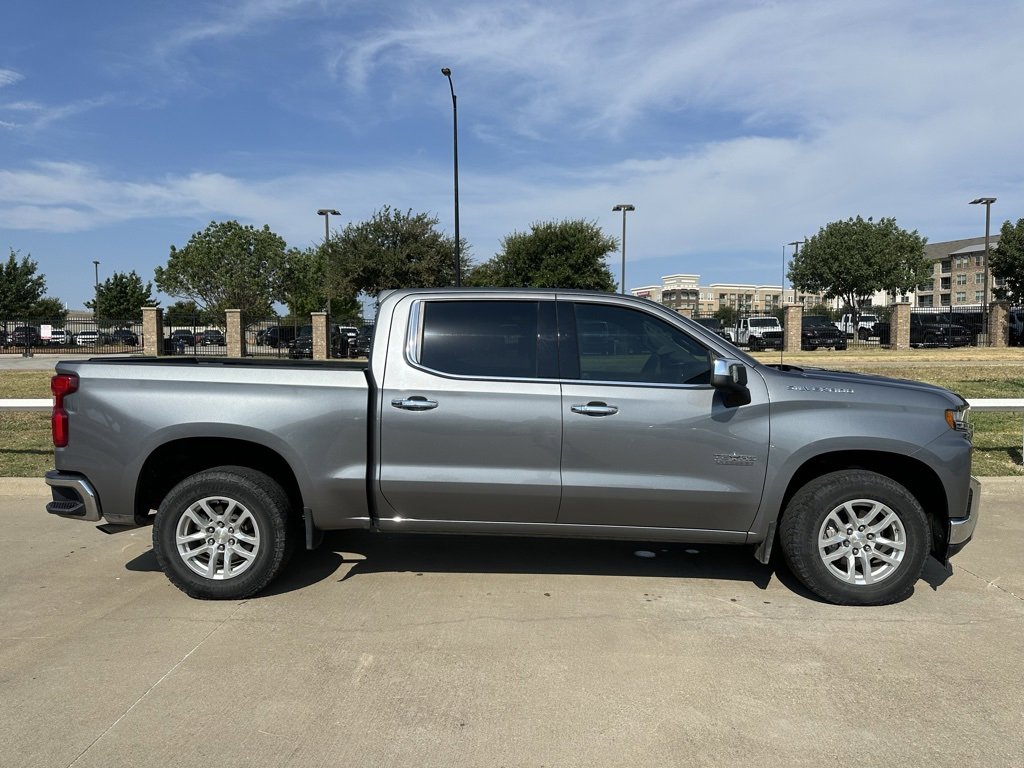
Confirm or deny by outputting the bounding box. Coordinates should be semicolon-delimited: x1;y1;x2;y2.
0;478;1021;768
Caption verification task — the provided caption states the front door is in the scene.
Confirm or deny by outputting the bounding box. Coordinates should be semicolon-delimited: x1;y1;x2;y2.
557;300;770;533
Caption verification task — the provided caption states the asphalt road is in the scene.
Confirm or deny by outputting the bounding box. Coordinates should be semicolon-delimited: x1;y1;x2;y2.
1;478;1021;768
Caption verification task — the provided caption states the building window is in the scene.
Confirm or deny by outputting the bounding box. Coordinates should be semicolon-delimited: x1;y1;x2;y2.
975;291;984;302
940;277;951;290
975;273;983;284
956;274;967;286
919;295;933;307
940;295;951;306
941;260;951;274
955;291;967;303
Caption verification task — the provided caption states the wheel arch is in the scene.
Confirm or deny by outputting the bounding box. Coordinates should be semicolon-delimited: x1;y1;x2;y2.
134;438;304;526
777;450;949;559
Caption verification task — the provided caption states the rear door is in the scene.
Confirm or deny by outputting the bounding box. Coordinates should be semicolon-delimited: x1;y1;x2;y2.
557;298;770;533
378;296;562;524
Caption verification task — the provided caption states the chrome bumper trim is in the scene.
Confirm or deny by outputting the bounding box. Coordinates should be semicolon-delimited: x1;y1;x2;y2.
949;476;981;547
44;470;102;523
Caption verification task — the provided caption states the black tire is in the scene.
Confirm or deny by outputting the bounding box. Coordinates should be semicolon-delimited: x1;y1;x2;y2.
858;328;870;341
153;466;293;599
779;470;929;606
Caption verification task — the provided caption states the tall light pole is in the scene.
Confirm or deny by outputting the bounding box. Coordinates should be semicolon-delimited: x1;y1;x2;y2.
317;208;340;315
93;260;99;288
441;67;461;287
970;197;996;345
612;204;635;294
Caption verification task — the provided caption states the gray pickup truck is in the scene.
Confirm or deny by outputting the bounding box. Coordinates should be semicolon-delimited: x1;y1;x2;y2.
45;289;979;605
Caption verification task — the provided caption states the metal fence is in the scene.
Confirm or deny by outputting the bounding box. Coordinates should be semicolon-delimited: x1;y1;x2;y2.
0;317;145;356
244;316;375;359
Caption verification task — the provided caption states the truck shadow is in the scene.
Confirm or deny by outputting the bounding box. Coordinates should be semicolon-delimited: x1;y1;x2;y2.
265;531;779;597
266;531;956;603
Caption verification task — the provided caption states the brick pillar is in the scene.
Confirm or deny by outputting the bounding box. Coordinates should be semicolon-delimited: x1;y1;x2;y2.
226;309;245;357
892;302;911;350
990;302;1009;348
311;312;329;360
142;306;164;357
783;304;802;352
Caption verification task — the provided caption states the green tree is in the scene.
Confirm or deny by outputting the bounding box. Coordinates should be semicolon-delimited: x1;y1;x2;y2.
155;220;288;322
85;270;156;327
468;219;617;290
165;300;205;326
332;206;465;297
990;218;1024;302
714;305;739;327
788;216;930;311
0;249;47;318
33;297;68;323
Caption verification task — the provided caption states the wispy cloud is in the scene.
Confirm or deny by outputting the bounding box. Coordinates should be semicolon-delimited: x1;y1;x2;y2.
0;68;22;88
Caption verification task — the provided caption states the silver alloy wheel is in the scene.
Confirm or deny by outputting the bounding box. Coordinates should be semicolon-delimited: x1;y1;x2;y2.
175;496;261;580
817;498;907;585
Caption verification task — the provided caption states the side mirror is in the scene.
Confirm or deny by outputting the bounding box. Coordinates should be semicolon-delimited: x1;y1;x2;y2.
711;358;750;406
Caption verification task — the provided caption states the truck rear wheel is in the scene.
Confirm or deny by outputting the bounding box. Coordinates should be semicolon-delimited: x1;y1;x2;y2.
779;471;929;605
153;466;292;599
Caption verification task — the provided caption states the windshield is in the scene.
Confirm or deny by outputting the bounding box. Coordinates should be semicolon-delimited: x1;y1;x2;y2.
803;316;833;327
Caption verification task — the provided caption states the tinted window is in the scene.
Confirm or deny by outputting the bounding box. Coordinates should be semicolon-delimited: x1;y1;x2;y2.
420;301;555;379
571;303;711;385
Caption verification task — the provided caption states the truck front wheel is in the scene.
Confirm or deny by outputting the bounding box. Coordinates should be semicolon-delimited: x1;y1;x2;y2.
153;466;293;599
779;471;929;605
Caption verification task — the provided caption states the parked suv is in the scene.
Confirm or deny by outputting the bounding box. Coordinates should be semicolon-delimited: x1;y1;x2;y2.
801;316;848;350
258;326;298;348
200;329;226;346
111;329;139;346
10;326;40;347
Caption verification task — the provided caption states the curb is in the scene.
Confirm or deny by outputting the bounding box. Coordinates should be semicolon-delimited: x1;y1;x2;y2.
0;477;48;495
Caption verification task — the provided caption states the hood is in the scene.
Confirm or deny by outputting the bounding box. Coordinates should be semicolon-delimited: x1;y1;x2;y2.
762;363;966;407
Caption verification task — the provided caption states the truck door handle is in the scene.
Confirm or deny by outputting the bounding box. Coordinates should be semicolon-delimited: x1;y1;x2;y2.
571;402;619;417
391;396;439;411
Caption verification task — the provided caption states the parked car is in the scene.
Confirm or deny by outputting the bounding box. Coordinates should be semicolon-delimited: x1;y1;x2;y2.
257;325;298;348
287;325;349;359
1010;309;1023;346
835;313;878;340
200;329;226;346
801;316;848;350
10;326;40;347
338;326;359;357
47;328;74;346
351;325;374;357
692;317;730;340
169;329;196;347
111;329;139;346
730;317;783;351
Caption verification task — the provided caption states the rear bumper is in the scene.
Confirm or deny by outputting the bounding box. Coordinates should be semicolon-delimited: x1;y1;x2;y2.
44;470;102;522
947;475;981;558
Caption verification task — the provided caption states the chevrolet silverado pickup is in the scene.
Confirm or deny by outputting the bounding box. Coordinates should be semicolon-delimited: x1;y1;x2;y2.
44;289;979;605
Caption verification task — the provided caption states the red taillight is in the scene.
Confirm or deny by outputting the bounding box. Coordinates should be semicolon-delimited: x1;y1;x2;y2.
51;374;78;448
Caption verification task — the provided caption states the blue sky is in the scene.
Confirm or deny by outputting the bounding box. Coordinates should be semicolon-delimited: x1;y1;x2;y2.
2;0;1022;311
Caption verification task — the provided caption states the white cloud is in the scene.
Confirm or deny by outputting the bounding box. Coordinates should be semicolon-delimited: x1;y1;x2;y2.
0;69;22;88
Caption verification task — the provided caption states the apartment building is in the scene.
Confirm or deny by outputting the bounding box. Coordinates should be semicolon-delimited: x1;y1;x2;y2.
915;236;1002;308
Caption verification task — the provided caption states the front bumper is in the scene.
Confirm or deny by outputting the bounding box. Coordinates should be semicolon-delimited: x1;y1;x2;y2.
947;475;981;557
45;470;103;522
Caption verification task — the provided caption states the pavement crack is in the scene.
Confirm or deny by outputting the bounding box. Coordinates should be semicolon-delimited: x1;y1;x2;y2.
63;600;249;768
957;565;1024;601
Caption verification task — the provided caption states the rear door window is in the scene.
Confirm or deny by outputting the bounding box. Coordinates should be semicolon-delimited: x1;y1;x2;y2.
418;300;557;379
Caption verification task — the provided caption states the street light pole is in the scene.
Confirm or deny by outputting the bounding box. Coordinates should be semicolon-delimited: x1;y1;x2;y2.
317;209;341;316
612;204;635;294
970;197;997;345
441;67;461;287
93;260;99;288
